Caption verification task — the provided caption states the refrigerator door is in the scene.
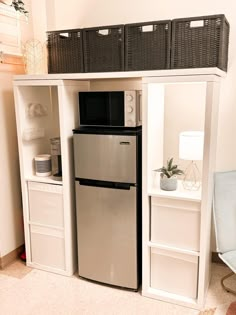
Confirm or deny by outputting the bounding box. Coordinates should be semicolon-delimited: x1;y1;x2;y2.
76;181;138;289
73;133;136;183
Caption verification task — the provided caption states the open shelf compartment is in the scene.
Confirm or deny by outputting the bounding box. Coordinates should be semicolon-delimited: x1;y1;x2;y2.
146;81;207;200
15;85;60;182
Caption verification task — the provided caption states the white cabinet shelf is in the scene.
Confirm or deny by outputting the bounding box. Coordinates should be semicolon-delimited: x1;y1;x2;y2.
25;175;63;185
148;180;201;202
147;242;200;257
13;68;224;305
13;80;81;276
147;287;198;307
142;72;222;309
13;67;226;81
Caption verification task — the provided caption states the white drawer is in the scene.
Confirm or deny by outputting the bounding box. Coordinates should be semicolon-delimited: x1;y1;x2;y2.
30;225;65;270
28;182;64;228
151;197;200;251
150;247;198;299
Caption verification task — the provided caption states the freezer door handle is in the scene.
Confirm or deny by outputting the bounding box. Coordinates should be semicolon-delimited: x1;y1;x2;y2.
119;141;130;145
76;178;133;190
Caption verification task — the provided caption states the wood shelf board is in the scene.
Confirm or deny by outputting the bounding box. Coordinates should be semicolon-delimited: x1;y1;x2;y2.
147;242;200;257
13;68;226;81
148;180;201;202
26;262;70;276
26;175;63;186
28;221;64;231
143;287;199;309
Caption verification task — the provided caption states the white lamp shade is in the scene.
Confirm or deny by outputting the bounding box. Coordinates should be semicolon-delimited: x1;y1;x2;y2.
179;131;204;161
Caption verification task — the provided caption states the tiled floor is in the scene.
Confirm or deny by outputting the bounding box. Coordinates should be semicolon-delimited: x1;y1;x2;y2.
0;260;235;315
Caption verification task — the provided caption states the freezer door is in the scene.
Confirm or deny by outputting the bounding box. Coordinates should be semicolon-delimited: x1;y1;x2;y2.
76;181;138;289
73;133;136;183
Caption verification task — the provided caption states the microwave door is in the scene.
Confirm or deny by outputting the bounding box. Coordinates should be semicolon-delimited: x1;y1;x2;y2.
79;91;124;127
109;92;124;127
73;133;137;183
79;92;109;126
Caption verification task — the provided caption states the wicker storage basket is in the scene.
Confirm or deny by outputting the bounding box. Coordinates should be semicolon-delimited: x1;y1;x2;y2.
83;25;124;72
47;29;83;73
171;15;229;71
125;20;171;71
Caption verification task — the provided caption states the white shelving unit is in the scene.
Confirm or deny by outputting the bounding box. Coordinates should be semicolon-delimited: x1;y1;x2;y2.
13;79;88;276
142;71;223;309
13;68;224;304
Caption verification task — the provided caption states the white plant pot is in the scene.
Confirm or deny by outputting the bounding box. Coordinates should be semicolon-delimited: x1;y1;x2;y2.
160;176;177;191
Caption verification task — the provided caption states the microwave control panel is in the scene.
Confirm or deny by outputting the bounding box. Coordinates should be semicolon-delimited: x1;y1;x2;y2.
124;91;142;127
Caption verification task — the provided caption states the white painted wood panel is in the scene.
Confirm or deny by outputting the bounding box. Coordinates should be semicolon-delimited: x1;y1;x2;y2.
151;197;200;251
151;247;198;299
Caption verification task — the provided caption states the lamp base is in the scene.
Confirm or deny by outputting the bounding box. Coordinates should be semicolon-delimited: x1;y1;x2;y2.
182;161;201;191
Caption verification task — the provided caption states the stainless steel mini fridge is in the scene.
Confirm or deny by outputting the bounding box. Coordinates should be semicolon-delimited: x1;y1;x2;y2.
73;127;142;290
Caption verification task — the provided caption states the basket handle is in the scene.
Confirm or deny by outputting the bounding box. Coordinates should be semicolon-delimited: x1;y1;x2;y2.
58;31;80;39
141;25;154;32
97;29;110;36
141;24;167;32
59;32;69;38
189;20;204;28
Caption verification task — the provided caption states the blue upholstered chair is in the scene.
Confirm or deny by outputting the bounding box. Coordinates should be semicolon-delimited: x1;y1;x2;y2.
213;171;236;294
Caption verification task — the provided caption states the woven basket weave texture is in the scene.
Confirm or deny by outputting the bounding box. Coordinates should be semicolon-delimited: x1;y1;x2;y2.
125;20;171;71
171;15;229;71
83;25;124;72
47;29;83;74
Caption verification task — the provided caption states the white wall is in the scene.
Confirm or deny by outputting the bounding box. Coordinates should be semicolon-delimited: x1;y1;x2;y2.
0;0;33;259
164;83;206;174
0;68;25;257
20;0;33;42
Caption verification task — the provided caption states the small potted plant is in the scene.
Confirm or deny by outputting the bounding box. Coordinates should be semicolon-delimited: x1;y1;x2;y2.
12;0;28;15
156;158;184;191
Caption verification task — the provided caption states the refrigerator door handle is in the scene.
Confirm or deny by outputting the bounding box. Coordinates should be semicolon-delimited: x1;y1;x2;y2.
76;178;133;190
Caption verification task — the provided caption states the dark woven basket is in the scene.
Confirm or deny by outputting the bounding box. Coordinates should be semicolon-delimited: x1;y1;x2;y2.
125;20;171;71
47;29;83;73
171;15;230;71
83;25;124;72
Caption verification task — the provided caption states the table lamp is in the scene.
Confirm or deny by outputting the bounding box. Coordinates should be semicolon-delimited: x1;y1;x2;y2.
179;131;204;190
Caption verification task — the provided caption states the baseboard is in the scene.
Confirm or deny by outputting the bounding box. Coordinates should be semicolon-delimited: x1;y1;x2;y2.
212;252;225;265
0;245;24;269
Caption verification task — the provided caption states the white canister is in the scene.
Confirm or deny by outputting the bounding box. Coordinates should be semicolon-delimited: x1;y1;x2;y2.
34;154;52;177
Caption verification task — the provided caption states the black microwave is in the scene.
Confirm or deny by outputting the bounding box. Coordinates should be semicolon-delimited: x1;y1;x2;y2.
79;91;142;127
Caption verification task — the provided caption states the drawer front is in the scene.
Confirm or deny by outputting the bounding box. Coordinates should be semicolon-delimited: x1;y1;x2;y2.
28;182;64;228
151;197;200;251
30;225;65;270
151;196;201;210
150;247;198;299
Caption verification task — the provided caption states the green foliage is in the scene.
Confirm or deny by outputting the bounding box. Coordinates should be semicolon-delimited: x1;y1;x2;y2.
156;157;184;178
12;0;28;16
